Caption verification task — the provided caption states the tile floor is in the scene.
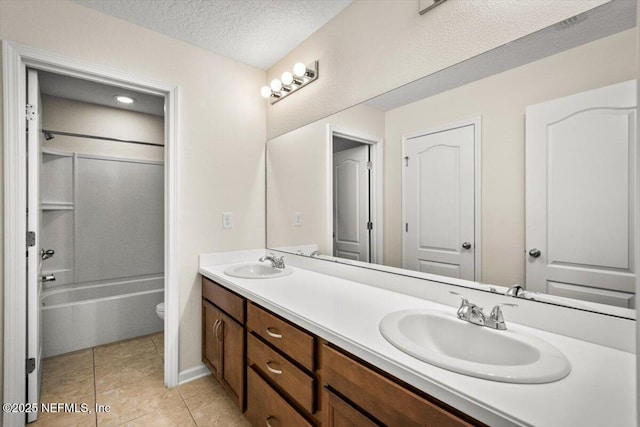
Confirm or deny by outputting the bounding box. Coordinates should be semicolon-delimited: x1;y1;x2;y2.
33;333;251;427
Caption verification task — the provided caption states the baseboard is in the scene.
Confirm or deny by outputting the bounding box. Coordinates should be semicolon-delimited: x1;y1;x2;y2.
178;364;211;385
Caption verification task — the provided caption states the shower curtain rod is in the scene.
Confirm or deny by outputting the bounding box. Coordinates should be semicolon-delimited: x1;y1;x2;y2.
42;129;163;148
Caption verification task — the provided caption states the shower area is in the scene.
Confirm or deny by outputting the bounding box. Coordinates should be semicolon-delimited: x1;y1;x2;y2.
38;71;165;357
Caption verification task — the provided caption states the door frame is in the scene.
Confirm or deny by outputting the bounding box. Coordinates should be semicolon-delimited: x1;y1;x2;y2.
401;116;482;281
3;41;180;425
326;125;383;264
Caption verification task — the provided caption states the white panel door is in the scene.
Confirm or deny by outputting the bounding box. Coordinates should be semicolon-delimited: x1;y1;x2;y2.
333;145;370;261
526;80;636;306
26;68;43;422
403;124;475;279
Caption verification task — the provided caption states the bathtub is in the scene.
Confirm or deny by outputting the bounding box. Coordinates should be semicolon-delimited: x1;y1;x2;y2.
42;275;164;358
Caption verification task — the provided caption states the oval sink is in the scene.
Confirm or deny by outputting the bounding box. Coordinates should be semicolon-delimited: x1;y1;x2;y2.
379;309;570;383
224;263;293;279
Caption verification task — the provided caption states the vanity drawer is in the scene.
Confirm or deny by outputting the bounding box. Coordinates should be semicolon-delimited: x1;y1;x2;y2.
202;276;245;323
248;333;315;413
247;303;315;371
246;367;313;427
322;344;475;427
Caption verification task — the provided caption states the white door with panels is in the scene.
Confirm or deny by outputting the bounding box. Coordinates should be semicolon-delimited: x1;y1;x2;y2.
26;68;43;422
403;123;477;280
333;145;370;261
526;80;636;308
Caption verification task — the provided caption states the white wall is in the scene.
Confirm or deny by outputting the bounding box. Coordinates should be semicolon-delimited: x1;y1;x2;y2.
0;0;266;378
384;29;637;286
266;0;608;139
42;95;164;161
267;104;384;253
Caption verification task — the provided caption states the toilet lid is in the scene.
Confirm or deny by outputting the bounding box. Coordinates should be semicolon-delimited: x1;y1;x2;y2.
156;302;165;312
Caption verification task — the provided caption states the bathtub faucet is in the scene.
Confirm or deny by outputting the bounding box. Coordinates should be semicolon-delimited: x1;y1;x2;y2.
259;253;285;269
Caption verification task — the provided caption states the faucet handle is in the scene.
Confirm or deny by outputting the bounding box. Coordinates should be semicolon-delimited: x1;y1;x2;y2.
489;303;518;323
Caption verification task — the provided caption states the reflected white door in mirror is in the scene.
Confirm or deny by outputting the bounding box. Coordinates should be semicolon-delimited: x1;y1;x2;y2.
333;144;370;261
402;118;480;281
526;80;636;309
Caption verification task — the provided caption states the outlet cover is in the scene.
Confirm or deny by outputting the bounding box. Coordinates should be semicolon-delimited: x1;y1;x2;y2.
294;212;303;226
222;212;233;229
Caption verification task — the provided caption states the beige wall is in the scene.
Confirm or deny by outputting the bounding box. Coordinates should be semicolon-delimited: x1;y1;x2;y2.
384;29;637;286
266;0;608;139
0;0;266;376
267;104;384;254
42;95;164;161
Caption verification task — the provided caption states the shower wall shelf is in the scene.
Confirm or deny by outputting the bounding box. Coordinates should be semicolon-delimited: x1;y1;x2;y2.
41;149;75;288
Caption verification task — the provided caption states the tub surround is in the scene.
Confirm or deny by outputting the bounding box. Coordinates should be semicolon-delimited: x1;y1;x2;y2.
199;250;636;427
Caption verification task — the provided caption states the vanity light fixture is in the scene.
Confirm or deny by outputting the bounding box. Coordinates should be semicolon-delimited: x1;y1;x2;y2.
115;95;135;104
260;60;319;104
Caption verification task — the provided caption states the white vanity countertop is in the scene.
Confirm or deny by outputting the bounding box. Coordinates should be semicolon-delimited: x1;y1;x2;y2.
199;262;636;427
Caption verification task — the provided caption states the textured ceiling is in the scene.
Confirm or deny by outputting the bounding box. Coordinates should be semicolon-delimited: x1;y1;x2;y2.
72;0;352;69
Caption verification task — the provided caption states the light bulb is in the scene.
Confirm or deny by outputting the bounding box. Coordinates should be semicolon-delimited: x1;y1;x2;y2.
281;71;294;86
270;79;282;92
115;95;135;104
293;62;307;78
260;86;272;98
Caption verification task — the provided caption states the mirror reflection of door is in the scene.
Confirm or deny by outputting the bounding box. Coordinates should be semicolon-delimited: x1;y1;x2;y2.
403;120;479;281
333;138;371;262
526;80;637;308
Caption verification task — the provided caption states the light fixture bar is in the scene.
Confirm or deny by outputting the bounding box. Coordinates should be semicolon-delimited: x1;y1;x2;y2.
261;60;319;105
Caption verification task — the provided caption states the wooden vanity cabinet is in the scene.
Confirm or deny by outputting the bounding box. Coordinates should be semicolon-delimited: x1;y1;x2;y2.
321;343;484;427
201;277;246;410
246;302;320;426
200;276;484;426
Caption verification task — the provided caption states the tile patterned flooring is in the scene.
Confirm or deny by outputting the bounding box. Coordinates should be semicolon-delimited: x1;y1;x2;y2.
33;333;251;426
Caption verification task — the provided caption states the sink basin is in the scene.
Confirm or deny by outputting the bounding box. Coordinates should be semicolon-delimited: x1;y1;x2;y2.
224;263;293;279
379;309;570;383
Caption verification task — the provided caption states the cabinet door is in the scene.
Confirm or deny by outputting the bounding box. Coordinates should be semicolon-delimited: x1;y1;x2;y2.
324;388;379;427
202;300;222;378
220;311;245;409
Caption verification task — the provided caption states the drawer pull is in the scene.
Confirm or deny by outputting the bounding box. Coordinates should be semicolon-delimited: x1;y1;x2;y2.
265;327;282;339
266;415;277;427
265;361;283;375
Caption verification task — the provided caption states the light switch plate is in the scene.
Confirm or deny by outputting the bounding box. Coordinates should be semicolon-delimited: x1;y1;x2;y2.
294;212;303;226
222;212;233;229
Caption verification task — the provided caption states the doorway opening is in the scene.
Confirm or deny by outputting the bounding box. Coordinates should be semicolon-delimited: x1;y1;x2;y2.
327;126;383;265
3;42;179;427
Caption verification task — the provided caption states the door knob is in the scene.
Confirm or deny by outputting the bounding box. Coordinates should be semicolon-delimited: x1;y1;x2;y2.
528;248;541;258
41;249;55;260
42;274;56;282
462;242;472;250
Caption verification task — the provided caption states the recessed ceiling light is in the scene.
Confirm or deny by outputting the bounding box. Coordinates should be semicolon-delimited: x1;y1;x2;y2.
115;95;135;104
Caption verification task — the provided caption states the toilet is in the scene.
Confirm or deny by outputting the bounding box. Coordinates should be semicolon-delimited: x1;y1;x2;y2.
156;302;165;320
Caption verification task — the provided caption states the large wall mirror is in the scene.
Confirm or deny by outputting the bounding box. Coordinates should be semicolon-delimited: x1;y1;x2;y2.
267;0;637;319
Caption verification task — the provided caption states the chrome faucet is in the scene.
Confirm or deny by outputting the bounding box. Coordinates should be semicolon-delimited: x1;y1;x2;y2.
259;253;285;269
310;250;321;257
505;284;525;298
449;291;517;330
